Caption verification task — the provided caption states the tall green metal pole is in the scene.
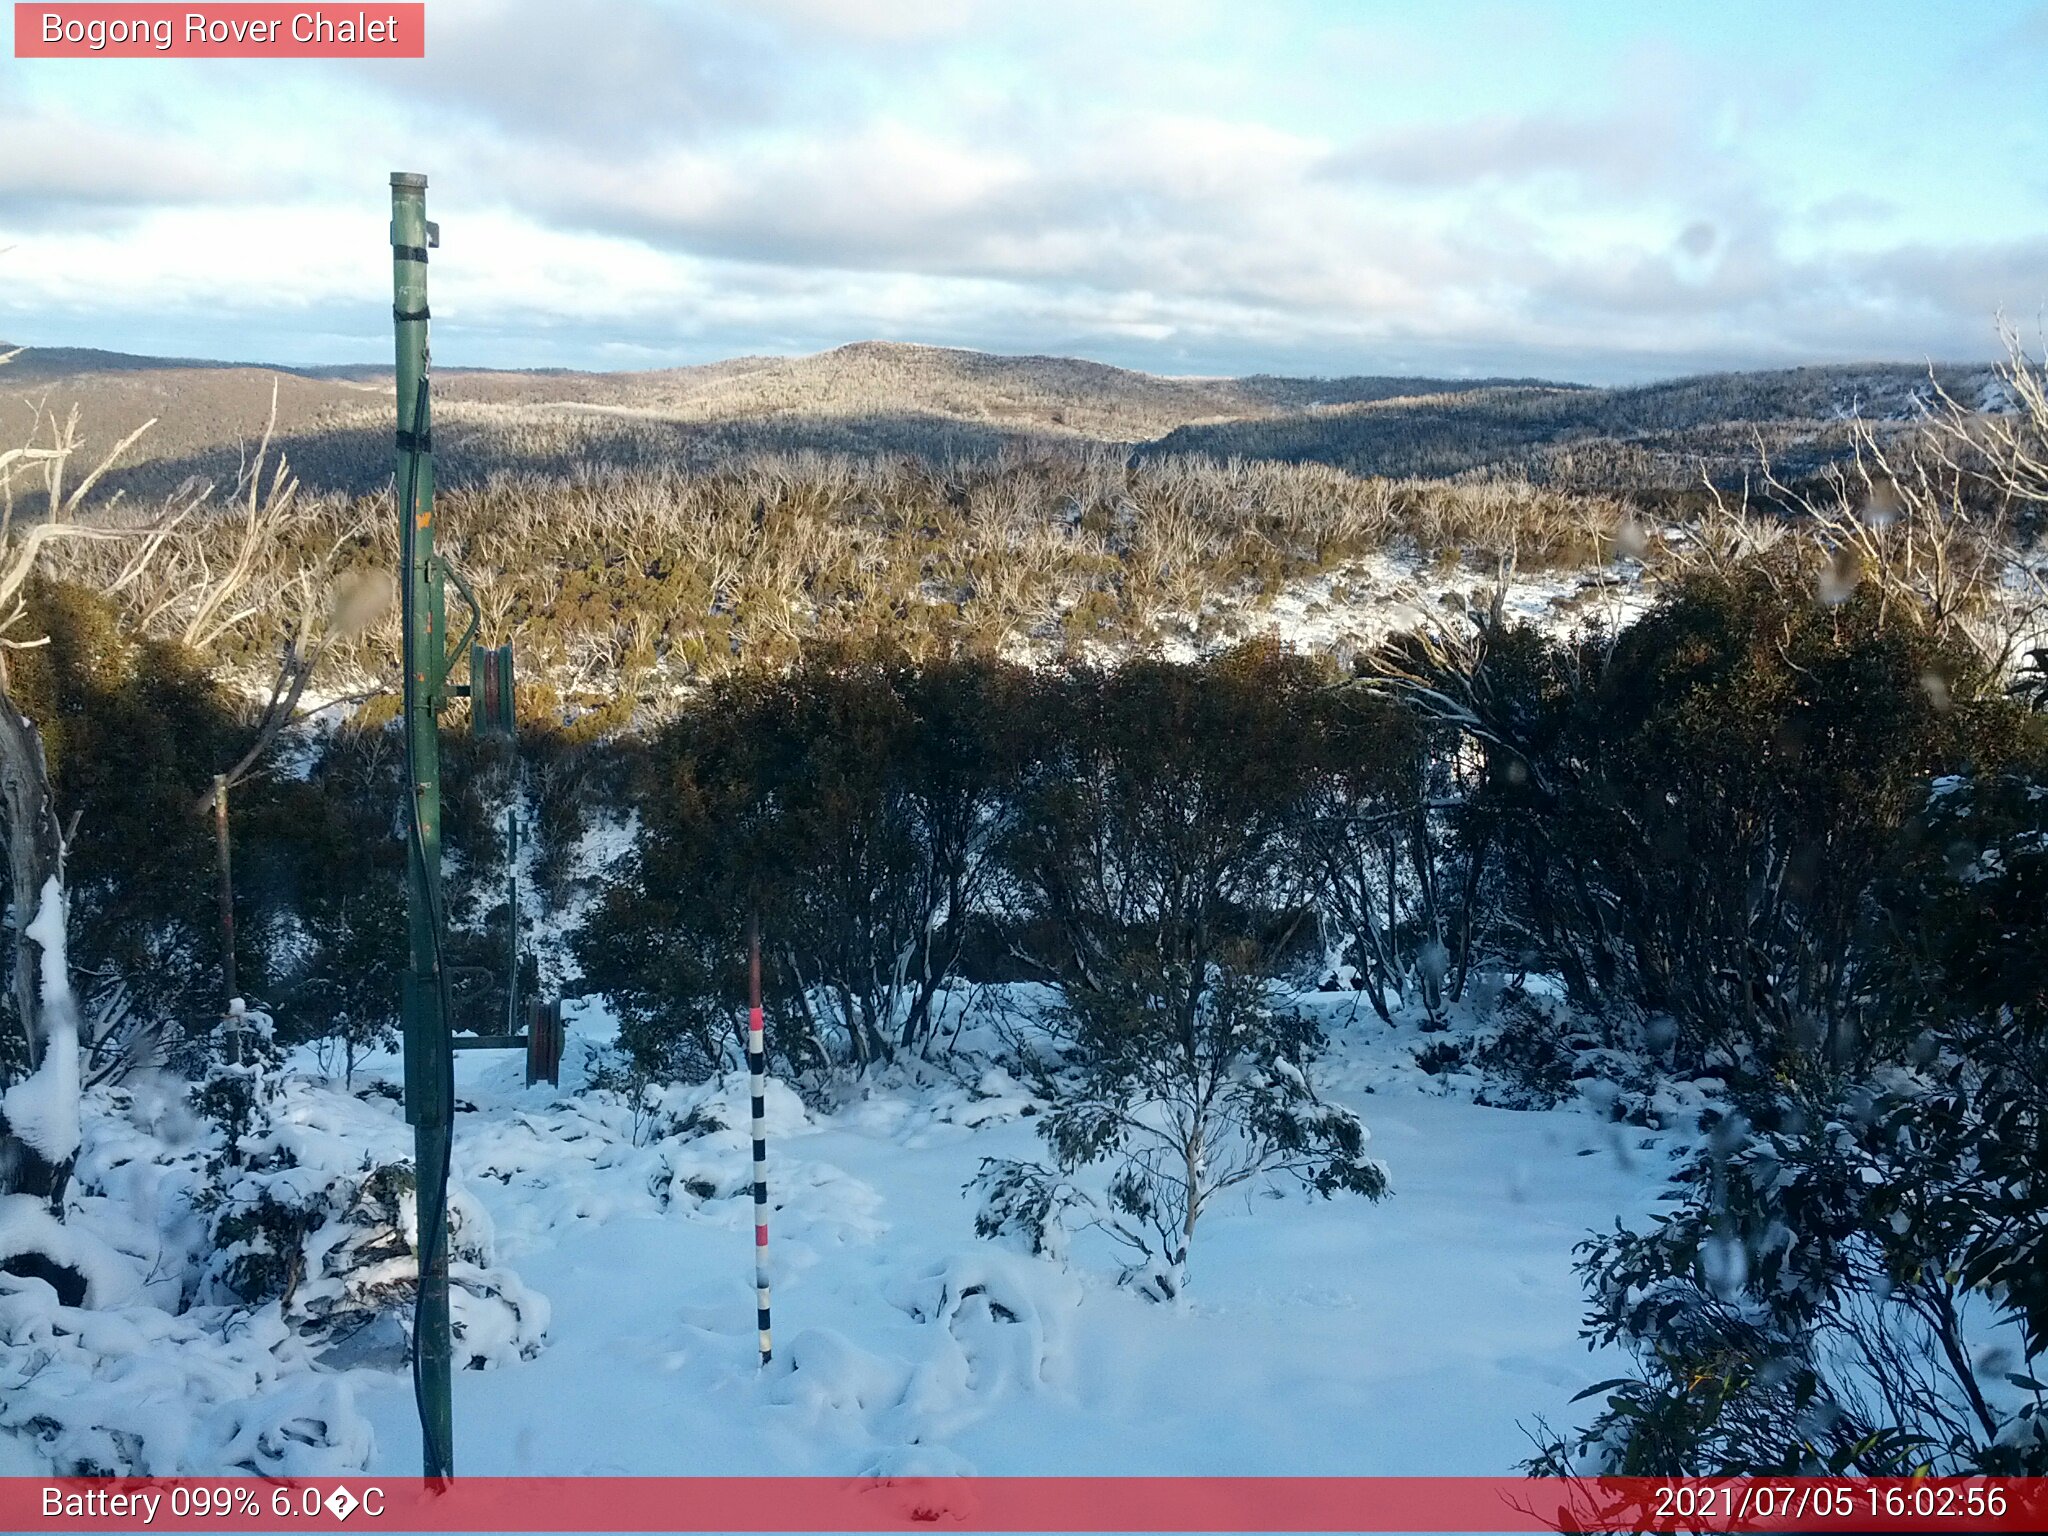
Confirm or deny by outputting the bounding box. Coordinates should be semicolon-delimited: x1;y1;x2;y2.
391;170;454;1483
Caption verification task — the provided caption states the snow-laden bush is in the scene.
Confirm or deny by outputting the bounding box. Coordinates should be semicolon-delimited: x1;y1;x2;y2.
975;966;1386;1301
882;1250;1080;1398
197;1155;545;1367
0;1049;553;1475
0;1195;140;1308
640;1071;812;1207
0;1187;372;1475
1531;1073;2047;1478
1534;765;2048;1478
186;1054;547;1368
0;1266;369;1476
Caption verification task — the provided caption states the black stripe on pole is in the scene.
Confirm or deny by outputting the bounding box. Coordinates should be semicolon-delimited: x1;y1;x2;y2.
748;911;771;1367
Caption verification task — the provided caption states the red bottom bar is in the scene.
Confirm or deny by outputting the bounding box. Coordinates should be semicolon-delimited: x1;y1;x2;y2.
6;1477;2046;1533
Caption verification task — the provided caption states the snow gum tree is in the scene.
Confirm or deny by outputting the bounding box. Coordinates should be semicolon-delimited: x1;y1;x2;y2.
978;644;1387;1299
581;646;1027;1080
0;365;314;1214
10;585;249;1083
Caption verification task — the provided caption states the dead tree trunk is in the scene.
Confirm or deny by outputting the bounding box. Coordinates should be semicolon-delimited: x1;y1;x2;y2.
213;774;237;1012
0;664;73;1207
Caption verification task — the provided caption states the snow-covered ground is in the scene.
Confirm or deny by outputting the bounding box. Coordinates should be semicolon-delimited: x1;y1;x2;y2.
304;992;1677;1479
3;982;1693;1479
1024;550;1659;674
1162;552;1658;667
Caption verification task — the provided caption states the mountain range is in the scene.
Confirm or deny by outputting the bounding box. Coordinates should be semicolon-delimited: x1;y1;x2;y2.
1;338;1999;500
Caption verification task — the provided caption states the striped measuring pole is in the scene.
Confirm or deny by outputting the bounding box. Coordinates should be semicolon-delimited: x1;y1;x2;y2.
747;915;772;1366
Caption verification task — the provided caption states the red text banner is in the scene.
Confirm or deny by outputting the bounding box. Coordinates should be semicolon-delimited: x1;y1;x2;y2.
14;4;425;58
4;1476;2047;1533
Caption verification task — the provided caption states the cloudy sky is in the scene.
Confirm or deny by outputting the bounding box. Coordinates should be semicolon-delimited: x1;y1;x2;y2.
3;0;2045;382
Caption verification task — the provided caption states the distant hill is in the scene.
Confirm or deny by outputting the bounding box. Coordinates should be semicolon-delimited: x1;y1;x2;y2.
0;338;2002;500
0;345;288;381
1145;364;2005;488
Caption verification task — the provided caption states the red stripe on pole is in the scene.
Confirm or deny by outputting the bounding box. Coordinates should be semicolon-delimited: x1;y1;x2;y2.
14;4;426;57
746;913;771;1365
5;1477;2045;1531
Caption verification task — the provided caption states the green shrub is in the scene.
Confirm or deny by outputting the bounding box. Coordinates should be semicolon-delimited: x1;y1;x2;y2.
1391;567;2035;1075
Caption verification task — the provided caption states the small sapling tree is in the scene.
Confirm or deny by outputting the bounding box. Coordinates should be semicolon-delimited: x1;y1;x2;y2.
976;956;1386;1300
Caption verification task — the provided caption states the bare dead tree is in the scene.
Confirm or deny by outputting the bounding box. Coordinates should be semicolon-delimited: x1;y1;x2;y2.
1682;333;2048;677
0;361;182;1206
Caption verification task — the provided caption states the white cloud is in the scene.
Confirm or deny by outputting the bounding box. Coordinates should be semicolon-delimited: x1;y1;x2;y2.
0;105;263;219
0;2;2041;380
742;0;995;44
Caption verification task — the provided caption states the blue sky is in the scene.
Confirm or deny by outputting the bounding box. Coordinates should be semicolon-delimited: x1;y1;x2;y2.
2;0;2044;382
